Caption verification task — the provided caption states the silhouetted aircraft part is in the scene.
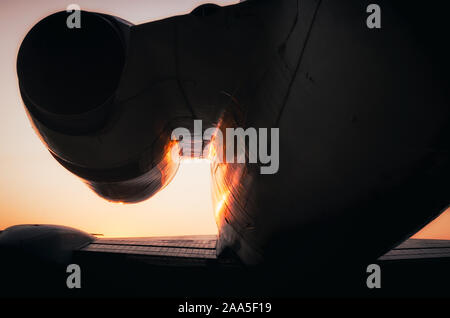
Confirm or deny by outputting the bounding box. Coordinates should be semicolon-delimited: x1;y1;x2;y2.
2;224;448;266
15;0;450;278
79;237;450;264
78;235;240;267
379;239;450;261
0;224;94;264
2;224;450;296
17;11;127;134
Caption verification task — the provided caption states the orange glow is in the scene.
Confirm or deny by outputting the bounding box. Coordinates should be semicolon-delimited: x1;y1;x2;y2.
413;207;450;240
209;123;239;224
158;139;180;187
214;190;230;219
208;139;217;161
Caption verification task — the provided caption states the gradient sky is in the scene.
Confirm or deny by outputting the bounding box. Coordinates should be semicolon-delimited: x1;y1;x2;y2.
0;0;448;239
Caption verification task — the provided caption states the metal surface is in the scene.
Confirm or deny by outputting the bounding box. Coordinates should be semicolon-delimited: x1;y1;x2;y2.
15;0;450;280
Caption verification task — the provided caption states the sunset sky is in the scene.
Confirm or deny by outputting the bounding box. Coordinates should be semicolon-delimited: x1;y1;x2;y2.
0;0;448;239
